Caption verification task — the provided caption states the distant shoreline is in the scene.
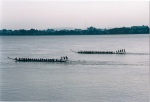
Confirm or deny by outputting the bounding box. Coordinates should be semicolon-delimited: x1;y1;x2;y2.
0;25;149;36
0;33;149;36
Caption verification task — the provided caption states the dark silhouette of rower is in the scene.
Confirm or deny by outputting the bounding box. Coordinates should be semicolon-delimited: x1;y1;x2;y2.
65;56;68;60
15;57;17;60
63;56;66;60
116;50;118;53
124;49;126;52
61;57;63;60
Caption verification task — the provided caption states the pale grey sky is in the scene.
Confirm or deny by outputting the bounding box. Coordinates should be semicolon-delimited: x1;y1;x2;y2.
0;0;149;30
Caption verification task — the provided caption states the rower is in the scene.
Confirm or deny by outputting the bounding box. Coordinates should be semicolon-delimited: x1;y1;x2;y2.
15;57;17;60
61;57;63;61
52;59;54;62
65;56;68;60
63;56;66;60
124;49;126;53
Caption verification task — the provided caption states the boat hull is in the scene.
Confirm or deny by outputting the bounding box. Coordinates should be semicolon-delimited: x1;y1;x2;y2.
8;57;68;62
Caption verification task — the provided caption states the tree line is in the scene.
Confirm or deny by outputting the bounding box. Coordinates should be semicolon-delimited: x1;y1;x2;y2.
0;25;149;35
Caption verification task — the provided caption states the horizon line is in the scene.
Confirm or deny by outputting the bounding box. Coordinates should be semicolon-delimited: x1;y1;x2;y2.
1;25;149;30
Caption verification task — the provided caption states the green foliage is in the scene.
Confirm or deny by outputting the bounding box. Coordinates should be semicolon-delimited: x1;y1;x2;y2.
0;26;149;35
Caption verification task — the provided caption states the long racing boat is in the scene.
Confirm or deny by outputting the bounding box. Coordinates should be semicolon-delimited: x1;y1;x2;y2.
70;49;126;54
8;56;68;62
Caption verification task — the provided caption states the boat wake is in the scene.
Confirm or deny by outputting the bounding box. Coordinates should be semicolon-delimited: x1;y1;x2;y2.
66;60;147;66
125;53;149;55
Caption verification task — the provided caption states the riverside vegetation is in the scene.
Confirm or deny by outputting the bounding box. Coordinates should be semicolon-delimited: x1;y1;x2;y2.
0;25;149;35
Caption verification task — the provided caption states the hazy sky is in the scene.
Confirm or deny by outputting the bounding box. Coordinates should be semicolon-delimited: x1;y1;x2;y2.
0;0;149;30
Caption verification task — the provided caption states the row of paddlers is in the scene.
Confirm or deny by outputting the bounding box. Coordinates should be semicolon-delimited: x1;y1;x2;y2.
78;51;114;54
76;49;126;54
8;56;68;62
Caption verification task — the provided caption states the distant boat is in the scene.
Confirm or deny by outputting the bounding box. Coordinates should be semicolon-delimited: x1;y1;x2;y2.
70;49;126;54
8;56;68;62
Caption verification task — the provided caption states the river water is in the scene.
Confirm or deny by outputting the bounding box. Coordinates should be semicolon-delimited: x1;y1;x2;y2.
0;34;149;101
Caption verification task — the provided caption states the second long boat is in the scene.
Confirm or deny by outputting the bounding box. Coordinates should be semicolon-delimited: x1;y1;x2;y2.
70;49;126;54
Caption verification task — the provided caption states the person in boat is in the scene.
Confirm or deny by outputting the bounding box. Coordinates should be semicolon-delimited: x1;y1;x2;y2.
51;59;54;62
61;57;64;61
18;58;20;61
61;57;63;61
63;56;66;60
116;50;118;53
117;50;118;53
15;57;17;60
65;56;68;60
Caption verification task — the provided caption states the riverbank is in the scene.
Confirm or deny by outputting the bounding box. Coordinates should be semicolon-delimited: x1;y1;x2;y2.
0;25;149;36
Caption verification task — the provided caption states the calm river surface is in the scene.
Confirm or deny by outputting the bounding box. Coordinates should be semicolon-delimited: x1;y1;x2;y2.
0;34;149;101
